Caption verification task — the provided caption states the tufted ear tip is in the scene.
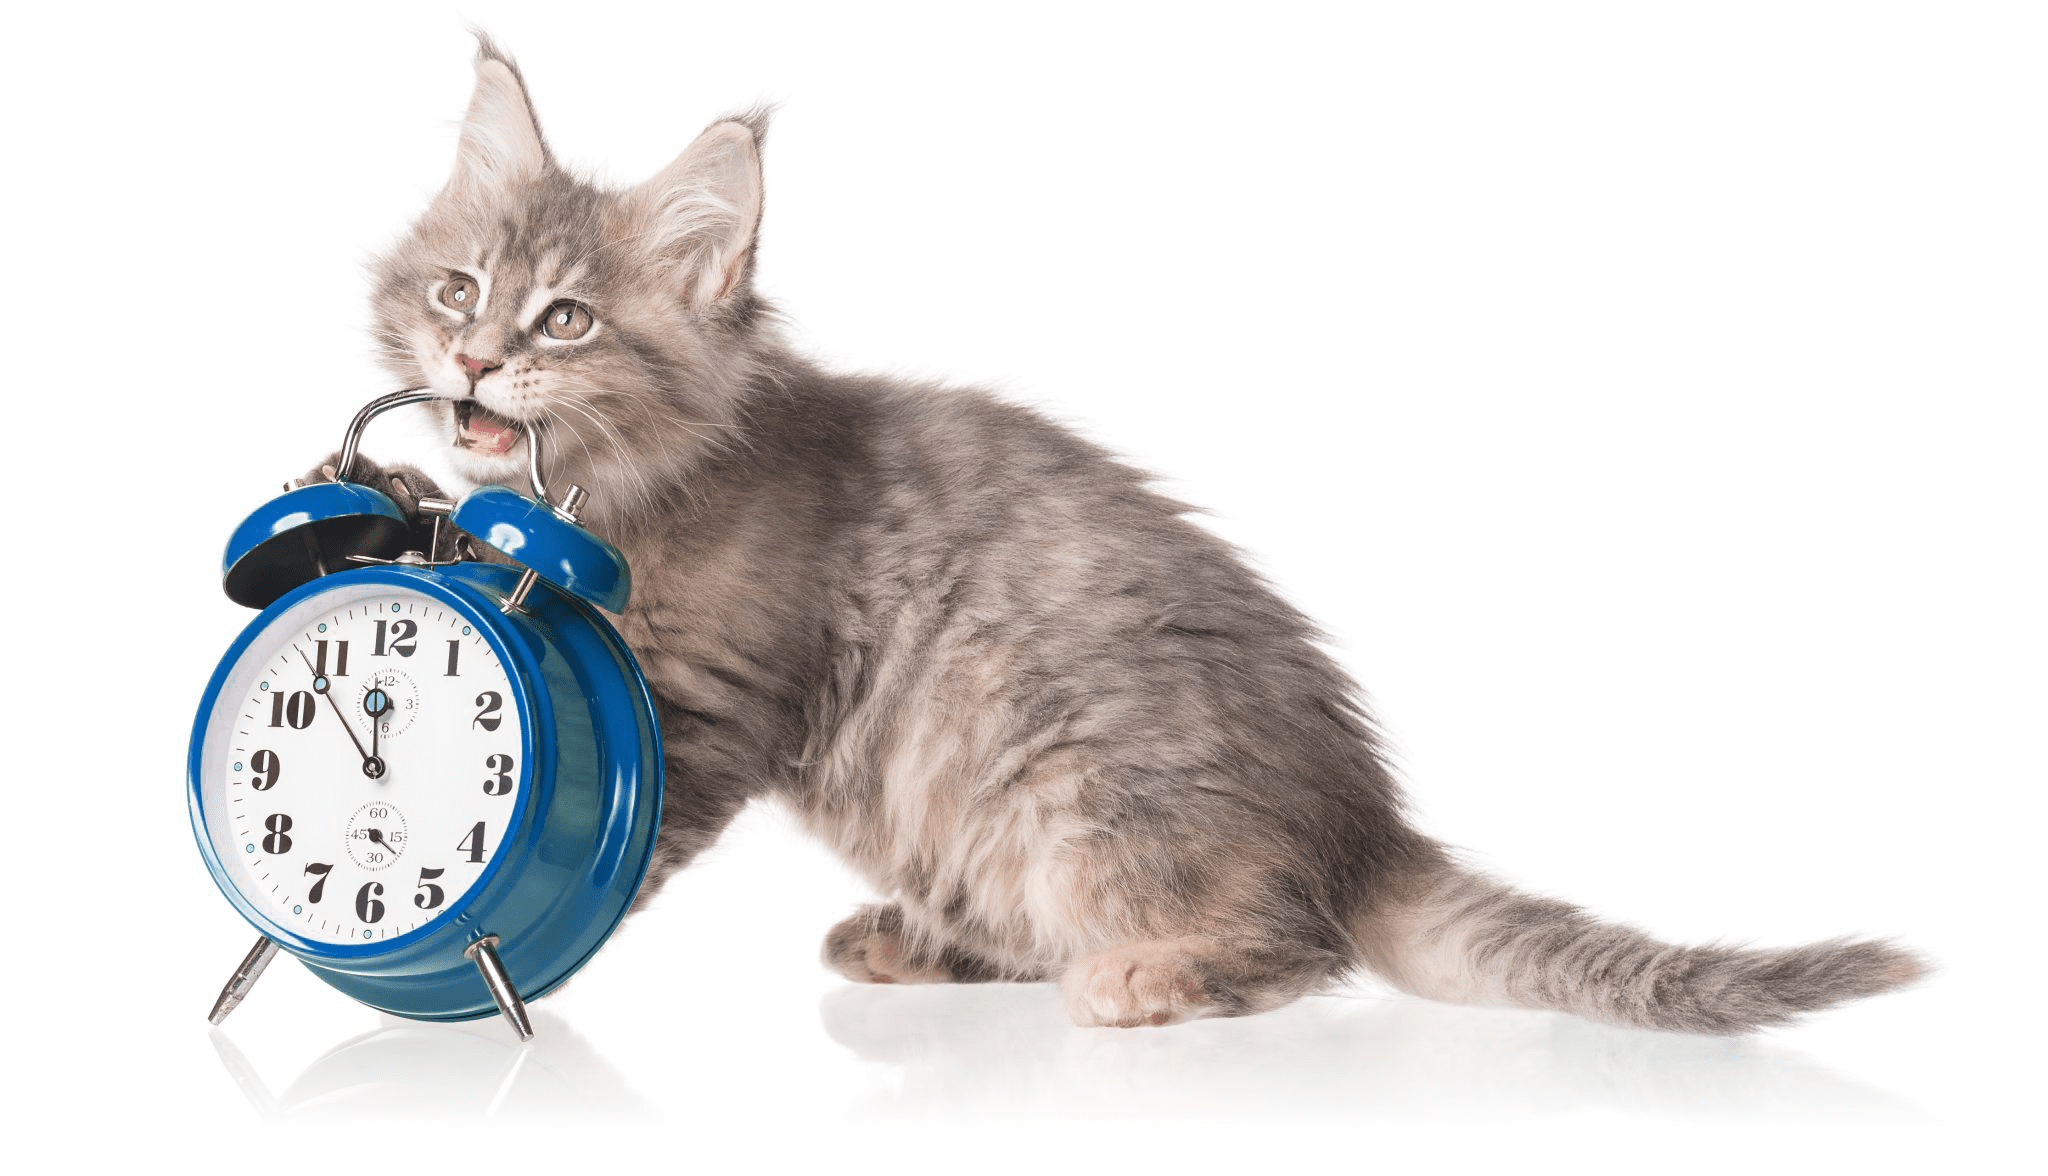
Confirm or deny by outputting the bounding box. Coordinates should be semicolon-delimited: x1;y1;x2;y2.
442;36;551;201
712;104;775;150
631;116;767;308
470;27;513;70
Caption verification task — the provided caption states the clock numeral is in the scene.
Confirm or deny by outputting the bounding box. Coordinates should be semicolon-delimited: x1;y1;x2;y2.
249;749;280;791
456;821;487;864
445;639;462;677
483;753;516;796
261;813;293;855
313;638;350;678
303;861;333;904
373;618;417;658
355;881;385;924
473;691;503;732
269;690;316;729
415;867;447;910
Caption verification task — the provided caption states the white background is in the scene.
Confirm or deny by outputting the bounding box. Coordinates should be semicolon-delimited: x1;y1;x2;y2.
5;1;2041;1169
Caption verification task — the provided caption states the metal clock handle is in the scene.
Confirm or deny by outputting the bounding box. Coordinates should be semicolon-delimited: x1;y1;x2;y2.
334;388;578;517
333;389;441;485
523;415;577;517
501;414;593;614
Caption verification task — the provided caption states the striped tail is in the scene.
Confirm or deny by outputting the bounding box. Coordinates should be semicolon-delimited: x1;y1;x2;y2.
1354;862;1926;1034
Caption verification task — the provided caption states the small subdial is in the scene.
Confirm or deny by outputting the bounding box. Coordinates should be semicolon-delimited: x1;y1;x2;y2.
346;801;410;870
357;669;419;739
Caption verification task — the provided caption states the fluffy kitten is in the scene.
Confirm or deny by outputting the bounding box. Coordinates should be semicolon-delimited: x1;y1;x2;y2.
340;38;1923;1031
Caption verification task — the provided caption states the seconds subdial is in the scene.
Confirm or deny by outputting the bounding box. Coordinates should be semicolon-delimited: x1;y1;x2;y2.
346;801;409;870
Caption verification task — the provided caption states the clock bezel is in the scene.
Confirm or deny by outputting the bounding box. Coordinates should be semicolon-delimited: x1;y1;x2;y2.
188;567;543;960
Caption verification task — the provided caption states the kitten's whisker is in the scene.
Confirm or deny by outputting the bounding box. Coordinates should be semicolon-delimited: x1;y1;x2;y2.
540;402;626;485
539;404;643;514
550;380;737;465
550;378;745;435
543;395;659;512
547;376;748;432
550;390;644;467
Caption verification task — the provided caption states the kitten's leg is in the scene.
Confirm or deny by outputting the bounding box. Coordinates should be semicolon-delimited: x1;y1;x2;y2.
822;903;1025;985
1060;937;1335;1028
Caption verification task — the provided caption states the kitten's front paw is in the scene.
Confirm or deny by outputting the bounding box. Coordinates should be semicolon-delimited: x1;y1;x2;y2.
1061;942;1214;1028
300;452;444;517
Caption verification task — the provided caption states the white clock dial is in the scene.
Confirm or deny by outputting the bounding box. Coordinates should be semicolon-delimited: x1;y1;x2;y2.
197;583;527;945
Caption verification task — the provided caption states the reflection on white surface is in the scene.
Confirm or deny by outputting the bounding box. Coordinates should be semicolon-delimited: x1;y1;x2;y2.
208;1011;656;1124
200;972;1924;1126
818;983;1926;1122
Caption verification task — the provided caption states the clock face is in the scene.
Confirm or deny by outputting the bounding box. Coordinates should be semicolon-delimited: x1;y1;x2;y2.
195;580;529;947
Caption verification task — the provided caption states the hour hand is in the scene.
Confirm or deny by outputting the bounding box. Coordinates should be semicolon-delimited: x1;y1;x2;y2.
364;684;395;765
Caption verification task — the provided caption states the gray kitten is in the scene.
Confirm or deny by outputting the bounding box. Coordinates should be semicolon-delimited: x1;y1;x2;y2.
339;38;1923;1031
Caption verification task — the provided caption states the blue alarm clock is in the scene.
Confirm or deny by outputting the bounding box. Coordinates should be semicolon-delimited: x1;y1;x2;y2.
189;390;662;1040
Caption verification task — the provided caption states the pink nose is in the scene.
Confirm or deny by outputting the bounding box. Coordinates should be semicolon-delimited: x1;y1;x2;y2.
456;353;501;380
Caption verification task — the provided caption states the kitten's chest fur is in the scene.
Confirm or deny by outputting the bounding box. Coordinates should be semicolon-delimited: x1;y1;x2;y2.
600;381;1198;964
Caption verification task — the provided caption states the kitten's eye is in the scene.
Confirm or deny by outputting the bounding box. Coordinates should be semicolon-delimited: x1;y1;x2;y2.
540;301;594;341
439;276;480;312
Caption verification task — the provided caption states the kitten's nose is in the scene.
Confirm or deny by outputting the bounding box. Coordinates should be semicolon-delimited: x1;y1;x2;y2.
456;353;502;382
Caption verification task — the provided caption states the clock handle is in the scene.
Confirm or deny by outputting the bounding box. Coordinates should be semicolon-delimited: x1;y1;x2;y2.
333;389;574;516
207;936;280;1026
334;389;441;484
465;935;535;1041
499;433;592;614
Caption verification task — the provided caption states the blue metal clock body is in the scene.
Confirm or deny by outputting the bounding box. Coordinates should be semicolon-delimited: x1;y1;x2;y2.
190;398;662;1030
189;561;661;1020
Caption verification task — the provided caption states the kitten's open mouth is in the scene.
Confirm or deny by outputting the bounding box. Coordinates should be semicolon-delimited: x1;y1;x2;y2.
454;400;524;456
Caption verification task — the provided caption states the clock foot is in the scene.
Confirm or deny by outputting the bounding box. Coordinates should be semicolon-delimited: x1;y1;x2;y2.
208;936;280;1025
465;935;534;1041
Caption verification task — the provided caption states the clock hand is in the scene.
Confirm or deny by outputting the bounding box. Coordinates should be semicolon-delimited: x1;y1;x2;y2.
364;683;395;770
295;647;385;780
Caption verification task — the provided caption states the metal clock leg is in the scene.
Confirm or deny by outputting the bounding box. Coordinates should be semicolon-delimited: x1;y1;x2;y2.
464;935;534;1041
208;936;280;1025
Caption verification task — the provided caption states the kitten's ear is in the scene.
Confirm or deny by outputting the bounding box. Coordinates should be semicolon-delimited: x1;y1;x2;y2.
630;113;766;308
443;37;551;202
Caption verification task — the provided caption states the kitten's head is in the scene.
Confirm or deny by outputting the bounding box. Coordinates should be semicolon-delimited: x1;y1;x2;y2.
371;37;769;512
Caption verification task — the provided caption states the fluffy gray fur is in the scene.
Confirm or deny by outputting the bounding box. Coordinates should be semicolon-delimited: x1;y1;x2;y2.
335;37;1925;1032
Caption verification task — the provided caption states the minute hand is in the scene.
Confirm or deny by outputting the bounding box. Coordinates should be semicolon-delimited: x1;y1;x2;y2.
295;648;385;779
